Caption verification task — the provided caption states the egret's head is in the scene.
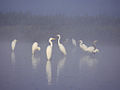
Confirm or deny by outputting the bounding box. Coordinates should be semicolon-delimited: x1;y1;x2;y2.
56;34;60;38
34;42;38;45
79;40;83;43
49;37;56;41
14;39;18;42
96;49;99;52
94;49;99;53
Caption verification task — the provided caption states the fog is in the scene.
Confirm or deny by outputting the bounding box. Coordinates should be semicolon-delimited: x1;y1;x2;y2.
0;3;120;89
0;40;120;90
0;12;120;46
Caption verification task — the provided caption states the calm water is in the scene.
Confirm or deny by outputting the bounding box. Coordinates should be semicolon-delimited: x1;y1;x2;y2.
0;41;120;90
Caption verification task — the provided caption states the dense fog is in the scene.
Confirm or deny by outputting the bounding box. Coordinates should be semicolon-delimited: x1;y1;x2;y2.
0;12;120;46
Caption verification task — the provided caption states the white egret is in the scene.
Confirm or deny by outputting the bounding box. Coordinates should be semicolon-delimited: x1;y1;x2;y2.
72;38;77;47
46;37;56;60
79;40;88;51
11;39;18;51
79;40;99;54
57;34;67;55
32;42;40;55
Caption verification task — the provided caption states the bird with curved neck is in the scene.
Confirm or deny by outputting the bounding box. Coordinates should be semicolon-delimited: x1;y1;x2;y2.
46;37;56;60
57;34;67;56
79;40;99;54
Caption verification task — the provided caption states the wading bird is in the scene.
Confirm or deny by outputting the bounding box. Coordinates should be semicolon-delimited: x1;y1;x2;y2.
79;40;99;54
32;42;40;55
11;39;18;51
57;34;67;55
79;40;88;51
46;37;56;60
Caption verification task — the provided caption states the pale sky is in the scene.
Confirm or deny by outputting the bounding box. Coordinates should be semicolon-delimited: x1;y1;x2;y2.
0;0;120;16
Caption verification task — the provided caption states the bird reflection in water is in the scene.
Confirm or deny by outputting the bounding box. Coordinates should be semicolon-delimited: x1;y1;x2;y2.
56;57;66;82
79;55;98;70
46;60;52;85
11;52;15;65
32;55;40;69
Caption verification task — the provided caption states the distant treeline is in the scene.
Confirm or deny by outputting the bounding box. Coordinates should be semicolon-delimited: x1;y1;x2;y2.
0;12;120;46
0;12;120;26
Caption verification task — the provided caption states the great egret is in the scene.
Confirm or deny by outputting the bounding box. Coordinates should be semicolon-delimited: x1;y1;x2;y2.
57;34;67;55
46;37;56;60
72;38;77;47
11;39;18;51
79;40;99;54
79;40;88;51
32;42;40;55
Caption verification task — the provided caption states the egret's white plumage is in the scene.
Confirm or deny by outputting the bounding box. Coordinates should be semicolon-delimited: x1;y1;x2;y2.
46;38;56;60
57;34;67;55
79;40;99;54
32;42;40;55
92;48;99;53
79;40;88;51
72;38;77;47
86;46;95;53
11;39;17;51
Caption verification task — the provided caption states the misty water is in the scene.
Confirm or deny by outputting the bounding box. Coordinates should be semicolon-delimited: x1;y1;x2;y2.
0;39;120;90
0;13;120;90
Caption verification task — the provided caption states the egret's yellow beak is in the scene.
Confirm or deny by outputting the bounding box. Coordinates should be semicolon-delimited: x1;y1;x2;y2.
52;38;56;40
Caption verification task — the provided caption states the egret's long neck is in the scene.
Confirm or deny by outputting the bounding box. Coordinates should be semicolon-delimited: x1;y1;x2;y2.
14;41;16;44
49;40;53;47
58;36;61;45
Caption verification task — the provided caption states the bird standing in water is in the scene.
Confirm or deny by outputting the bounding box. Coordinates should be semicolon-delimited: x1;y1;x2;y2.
79;40;99;54
57;34;67;56
11;39;18;51
32;42;40;55
46;37;56;60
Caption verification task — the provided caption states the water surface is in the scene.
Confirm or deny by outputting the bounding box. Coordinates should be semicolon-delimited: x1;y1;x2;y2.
0;41;120;90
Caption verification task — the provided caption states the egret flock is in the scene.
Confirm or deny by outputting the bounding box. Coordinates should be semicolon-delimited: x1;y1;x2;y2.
10;34;99;85
11;34;99;60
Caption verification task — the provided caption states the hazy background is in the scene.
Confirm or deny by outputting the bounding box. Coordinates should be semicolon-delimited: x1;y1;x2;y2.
0;0;120;45
0;1;120;90
0;0;120;16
